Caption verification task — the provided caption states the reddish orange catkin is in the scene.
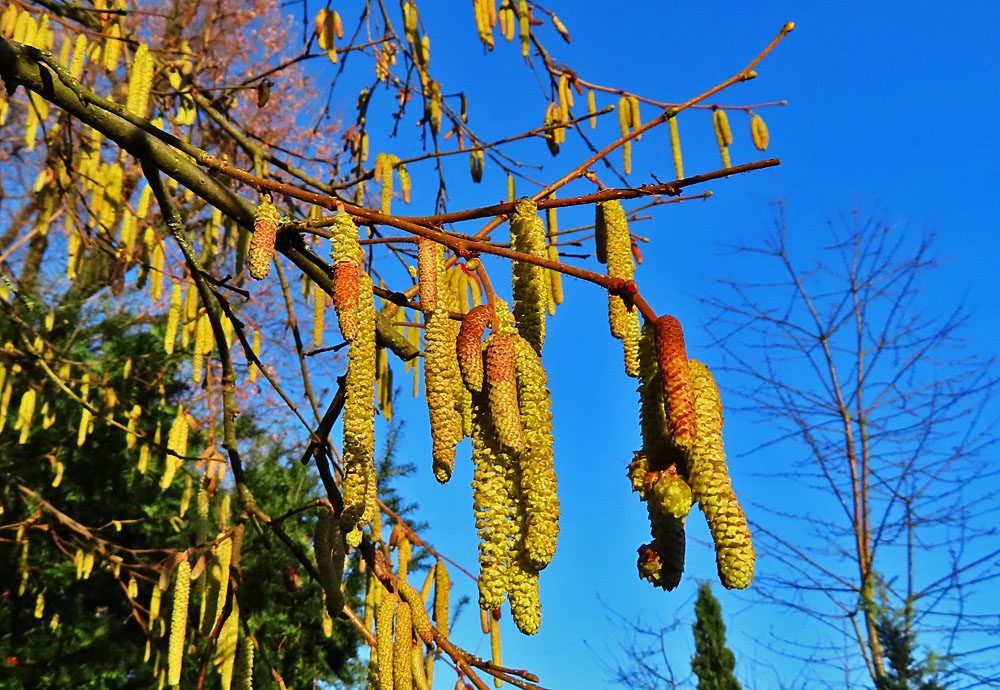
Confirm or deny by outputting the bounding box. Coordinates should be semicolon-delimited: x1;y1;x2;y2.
654;315;697;451
457;304;492;393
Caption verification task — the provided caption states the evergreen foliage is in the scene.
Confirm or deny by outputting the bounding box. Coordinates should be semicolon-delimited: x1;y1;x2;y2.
691;582;741;690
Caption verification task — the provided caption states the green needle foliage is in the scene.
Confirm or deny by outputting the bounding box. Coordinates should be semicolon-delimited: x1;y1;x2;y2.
691;582;741;690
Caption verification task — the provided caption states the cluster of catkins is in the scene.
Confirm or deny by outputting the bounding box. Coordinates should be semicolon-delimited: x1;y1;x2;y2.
630;316;755;591
420;199;559;635
329;212;379;548
594;200;754;591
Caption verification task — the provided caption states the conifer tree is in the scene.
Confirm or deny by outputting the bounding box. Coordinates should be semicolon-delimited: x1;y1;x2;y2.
691;583;741;690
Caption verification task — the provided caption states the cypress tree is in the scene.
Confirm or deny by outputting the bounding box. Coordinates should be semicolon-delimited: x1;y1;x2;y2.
691;582;741;690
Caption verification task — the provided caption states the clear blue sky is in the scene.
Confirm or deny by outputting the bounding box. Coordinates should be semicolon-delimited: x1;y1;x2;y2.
314;2;1000;688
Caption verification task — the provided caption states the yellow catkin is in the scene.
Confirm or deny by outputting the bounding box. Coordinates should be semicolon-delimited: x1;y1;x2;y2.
164;283;182;355
433;560;450;638
750;113;769;151
377;597;398;690
687;360;755;589
669;115;684;179
517;0;530;55
393;599;413;690
713;109;732;169
601;200;638;360
396;533;412;584
249;329;261;383
315;506;345;617
192;312;212;384
490;612;502;688
471;393;513;611
380;155;395;214
150;584;162;622
509;200;547;355
160;406;189;490
126;43;154;119
15;388;36;444
417;239;440;313
341;272;377;546
397;582;433;644
313;282;326;348
512;335;559;569
215;599;239;690
424;308;463;482
168;559;191;686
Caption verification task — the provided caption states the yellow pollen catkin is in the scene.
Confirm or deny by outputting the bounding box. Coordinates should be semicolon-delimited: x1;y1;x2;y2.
167;559;191;686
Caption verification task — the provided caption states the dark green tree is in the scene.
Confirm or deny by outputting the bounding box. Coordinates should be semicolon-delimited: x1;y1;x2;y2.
691;583;741;690
0;300;364;688
873;607;946;690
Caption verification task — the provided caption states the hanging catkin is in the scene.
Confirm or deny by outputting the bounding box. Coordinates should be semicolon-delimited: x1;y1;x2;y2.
376;597;398;690
687;359;755;589
341;272;377;546
456;304;491;393
654;315;697;451
424;308;463;483
512;335;558;569
330;212;363;342
471;392;513;611
484;333;524;452
509;200;548;355
248;196;280;280
167;559;191;685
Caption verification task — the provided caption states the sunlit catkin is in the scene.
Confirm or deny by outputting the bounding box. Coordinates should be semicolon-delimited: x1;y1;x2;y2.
397;582;433;644
376;597;398;690
471;393;513;611
164;283;182;355
248;196;281;280
417;239;440;312
655;315;697;451
167;559;191;686
457;304;491;393
512;335;559;569
509;200;547;355
687;360;754;589
393;601;413;690
433;560;450;638
424;308;463;482
485;333;524;452
341;272;377;545
160;407;189;490
750;113;769;151
601;199;634;339
669;114;684;179
712;109;732;169
331;212;363;342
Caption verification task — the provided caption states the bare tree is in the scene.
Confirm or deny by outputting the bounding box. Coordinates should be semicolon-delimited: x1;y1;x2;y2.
704;204;1000;688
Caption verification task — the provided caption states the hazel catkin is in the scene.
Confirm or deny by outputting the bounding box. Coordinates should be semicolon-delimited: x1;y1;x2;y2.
248;196;281;280
687;359;755;590
456;304;491;393
509;200;547;356
167;559;191;686
341;272;377;545
654;315;697;452
484;334;524;452
512;335;559;569
424;308;463;483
